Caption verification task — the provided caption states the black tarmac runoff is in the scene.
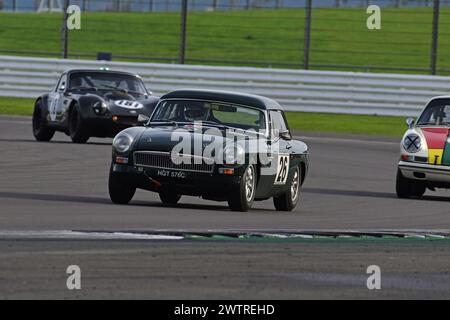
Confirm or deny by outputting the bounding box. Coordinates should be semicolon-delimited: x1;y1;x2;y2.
1;115;450;299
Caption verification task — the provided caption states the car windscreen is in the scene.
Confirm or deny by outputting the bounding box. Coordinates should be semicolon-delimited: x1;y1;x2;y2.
152;100;266;131
68;72;147;94
417;99;450;126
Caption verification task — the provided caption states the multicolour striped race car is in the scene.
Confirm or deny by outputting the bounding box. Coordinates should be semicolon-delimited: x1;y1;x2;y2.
397;96;450;198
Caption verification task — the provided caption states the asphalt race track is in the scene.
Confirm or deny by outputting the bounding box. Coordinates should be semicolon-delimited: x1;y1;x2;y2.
1;115;450;299
2;115;450;231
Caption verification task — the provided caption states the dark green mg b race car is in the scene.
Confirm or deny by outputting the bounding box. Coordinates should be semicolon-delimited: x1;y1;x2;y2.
109;90;309;212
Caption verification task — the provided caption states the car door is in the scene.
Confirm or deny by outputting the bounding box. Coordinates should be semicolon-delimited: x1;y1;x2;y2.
270;110;293;189
255;110;293;198
48;74;67;124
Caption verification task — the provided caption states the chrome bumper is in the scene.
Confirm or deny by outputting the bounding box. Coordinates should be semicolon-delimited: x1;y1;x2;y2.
398;161;450;183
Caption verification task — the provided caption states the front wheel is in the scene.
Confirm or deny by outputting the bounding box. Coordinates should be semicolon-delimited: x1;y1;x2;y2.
32;100;55;142
396;169;426;199
273;166;301;211
109;166;136;205
228;165;257;212
69;104;90;144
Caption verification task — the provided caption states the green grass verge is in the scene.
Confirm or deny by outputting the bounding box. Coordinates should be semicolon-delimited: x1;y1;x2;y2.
0;8;448;72
0;97;405;137
0;97;34;116
286;112;406;137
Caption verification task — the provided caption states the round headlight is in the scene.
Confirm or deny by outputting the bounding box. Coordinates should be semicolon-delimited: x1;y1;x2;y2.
403;134;421;153
224;144;245;164
92;100;108;115
113;133;134;153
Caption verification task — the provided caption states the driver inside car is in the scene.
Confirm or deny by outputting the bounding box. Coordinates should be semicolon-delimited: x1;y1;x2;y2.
69;76;83;89
183;104;208;122
435;108;447;125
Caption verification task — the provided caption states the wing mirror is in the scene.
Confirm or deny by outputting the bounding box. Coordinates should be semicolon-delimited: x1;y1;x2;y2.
280;130;292;141
406;118;415;129
138;114;150;125
58;82;66;92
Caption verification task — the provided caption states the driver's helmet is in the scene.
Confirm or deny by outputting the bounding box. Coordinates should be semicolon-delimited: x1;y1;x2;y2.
184;105;206;121
436;108;447;124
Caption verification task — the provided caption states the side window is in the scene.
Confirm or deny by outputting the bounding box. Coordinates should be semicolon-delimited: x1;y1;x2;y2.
270;110;289;138
55;74;67;92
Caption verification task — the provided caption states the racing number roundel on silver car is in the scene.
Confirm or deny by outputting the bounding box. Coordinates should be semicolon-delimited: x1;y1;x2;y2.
403;134;421;153
115;100;144;109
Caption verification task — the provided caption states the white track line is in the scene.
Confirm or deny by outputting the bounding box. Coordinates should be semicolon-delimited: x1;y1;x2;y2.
0;230;183;240
0;229;449;240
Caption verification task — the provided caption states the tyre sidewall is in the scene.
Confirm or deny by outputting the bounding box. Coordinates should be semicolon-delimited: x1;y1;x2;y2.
32;100;55;141
396;169;425;198
108;166;136;204
273;165;301;211
229;165;257;211
69;104;90;143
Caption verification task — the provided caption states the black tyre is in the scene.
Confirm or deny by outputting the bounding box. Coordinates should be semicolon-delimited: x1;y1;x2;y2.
108;166;136;205
228;165;257;212
159;189;181;205
273;166;301;211
396;169;426;199
69;104;90;144
32;100;55;142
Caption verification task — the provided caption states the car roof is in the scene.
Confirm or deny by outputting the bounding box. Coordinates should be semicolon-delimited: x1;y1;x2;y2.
160;89;284;111
64;69;139;77
429;95;450;101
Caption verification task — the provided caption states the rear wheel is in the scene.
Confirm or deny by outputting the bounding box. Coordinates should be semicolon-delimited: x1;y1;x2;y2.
228;165;257;212
109;166;136;205
273;166;301;211
69;104;90;144
159;190;181;205
396;169;426;199
32;100;55;142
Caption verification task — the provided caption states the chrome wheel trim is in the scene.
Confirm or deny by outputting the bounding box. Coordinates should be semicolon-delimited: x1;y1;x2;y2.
291;168;300;202
245;166;256;203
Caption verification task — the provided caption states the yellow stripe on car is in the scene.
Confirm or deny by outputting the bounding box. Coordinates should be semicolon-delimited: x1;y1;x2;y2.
429;149;444;165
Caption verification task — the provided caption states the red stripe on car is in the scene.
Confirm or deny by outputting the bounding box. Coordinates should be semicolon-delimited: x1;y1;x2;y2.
421;128;450;149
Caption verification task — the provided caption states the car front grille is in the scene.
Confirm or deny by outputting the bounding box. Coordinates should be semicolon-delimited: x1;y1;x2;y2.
133;151;214;174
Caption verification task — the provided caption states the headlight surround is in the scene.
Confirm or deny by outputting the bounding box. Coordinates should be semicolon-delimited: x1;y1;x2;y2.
113;132;134;154
223;144;245;165
92;100;108;115
403;134;422;153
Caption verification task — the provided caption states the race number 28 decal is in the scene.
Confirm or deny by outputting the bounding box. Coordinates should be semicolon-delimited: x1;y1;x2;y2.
275;155;290;185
